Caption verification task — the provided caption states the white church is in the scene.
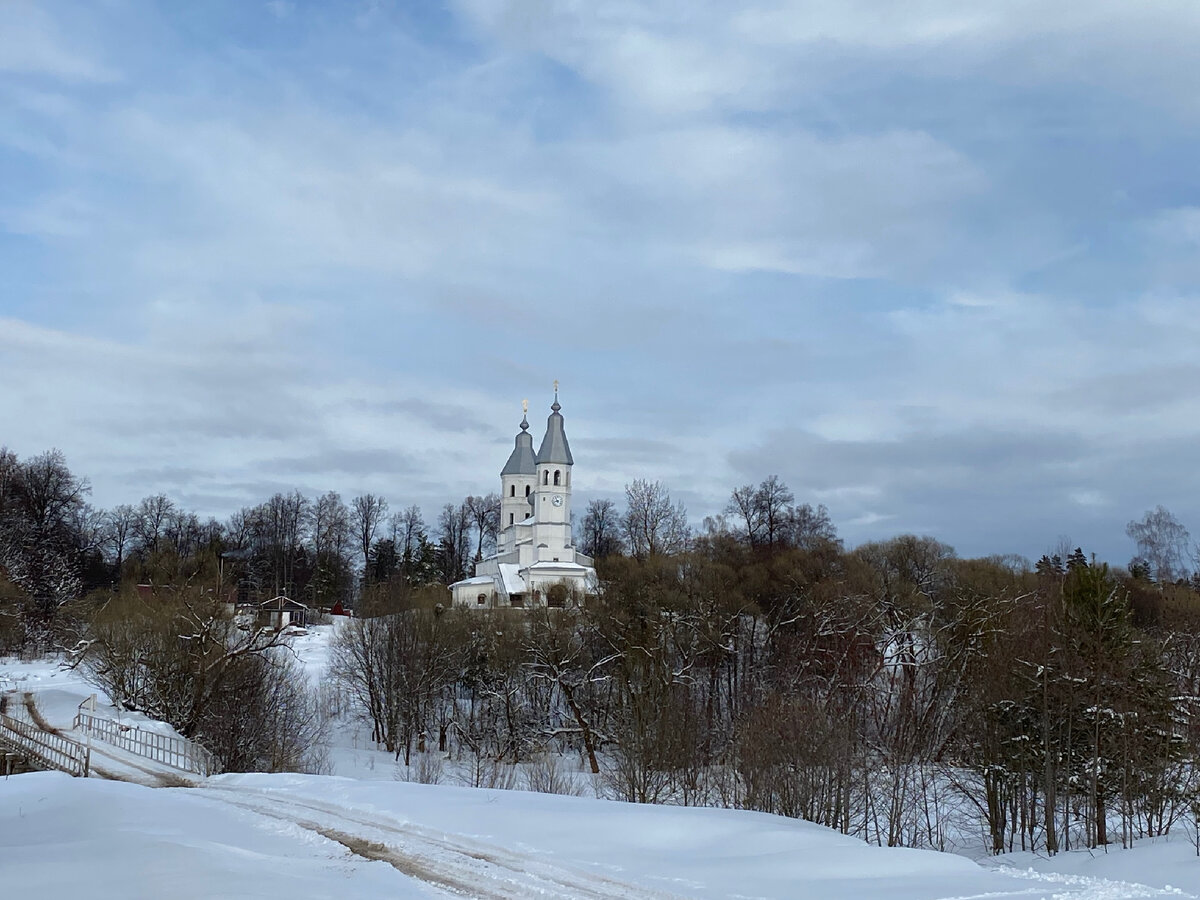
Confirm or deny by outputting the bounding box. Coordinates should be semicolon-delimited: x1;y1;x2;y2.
450;389;597;609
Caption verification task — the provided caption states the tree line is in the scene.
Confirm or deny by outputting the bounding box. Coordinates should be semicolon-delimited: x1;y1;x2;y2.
5;444;1200;857
0;446;511;647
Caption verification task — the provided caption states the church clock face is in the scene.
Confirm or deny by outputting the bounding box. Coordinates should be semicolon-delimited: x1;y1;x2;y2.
551;494;564;507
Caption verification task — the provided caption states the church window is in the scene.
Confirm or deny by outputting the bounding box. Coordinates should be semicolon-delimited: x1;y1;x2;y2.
509;514;514;525
553;470;561;486
510;485;515;497
565;471;570;487
525;485;531;496
543;471;549;485
476;594;487;605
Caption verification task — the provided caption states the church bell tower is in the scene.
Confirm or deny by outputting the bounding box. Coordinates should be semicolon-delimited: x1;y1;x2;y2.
532;383;573;560
499;401;537;533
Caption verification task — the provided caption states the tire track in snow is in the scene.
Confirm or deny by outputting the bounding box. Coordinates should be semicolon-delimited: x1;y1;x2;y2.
89;752;196;788
201;795;482;898
198;785;690;900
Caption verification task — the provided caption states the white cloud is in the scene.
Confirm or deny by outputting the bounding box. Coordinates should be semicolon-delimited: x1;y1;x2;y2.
458;0;1200;123
0;311;517;516
1;190;97;238
6;1;1200;563
12;97;564;293
560;125;985;280
0;2;116;83
1069;490;1108;509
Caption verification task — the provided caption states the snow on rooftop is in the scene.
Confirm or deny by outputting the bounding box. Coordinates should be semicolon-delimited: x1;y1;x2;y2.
449;574;493;588
498;562;524;595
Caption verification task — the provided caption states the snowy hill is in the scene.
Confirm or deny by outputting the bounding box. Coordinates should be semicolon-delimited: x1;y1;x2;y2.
9;769;1190;900
5;629;1200;899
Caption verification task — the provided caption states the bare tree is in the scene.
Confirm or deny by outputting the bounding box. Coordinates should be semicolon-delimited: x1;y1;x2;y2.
726;476;826;551
391;505;428;582
580;498;625;559
249;491;310;597
0;447;18;514
331;608;461;763
11;449;90;532
1126;506;1191;583
726;484;763;546
784;502;839;551
224;507;255;550
105;503;139;573
755;475;794;548
352;493;389;577
465;493;501;562
164;509;204;557
0;450;89;633
134;494;175;555
78;588;307;772
70;503;107;556
622;479;689;559
437;501;472;584
525;609;616;774
309;491;352;606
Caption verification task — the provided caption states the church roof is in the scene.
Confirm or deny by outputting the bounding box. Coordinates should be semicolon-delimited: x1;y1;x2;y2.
498;563;525;596
535;394;574;465
451;575;493;588
501;413;537;476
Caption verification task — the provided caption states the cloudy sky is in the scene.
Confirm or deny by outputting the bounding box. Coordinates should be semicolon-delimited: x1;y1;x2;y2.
3;0;1200;563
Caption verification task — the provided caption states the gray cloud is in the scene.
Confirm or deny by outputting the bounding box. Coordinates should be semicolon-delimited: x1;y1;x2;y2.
260;447;421;479
3;2;1200;568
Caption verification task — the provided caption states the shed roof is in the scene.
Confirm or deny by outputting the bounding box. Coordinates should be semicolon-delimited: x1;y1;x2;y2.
260;596;307;610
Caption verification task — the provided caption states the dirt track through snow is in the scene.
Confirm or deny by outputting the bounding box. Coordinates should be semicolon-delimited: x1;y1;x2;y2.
23;691;61;733
11;688;1197;900
197;784;692;900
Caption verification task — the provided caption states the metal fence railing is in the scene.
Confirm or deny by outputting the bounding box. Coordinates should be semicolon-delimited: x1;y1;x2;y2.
0;712;90;777
72;710;216;777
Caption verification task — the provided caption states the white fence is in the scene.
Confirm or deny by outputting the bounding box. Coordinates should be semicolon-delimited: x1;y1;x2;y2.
0;712;90;777
73;710;217;777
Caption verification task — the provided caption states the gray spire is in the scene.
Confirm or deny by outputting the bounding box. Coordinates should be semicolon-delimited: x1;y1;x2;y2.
535;390;574;465
501;412;537;476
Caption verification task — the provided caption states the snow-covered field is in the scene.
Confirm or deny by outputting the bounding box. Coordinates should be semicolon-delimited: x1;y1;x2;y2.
5;770;1199;899
4;627;1200;899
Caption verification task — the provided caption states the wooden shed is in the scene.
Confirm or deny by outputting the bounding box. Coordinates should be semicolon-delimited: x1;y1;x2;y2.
258;596;309;630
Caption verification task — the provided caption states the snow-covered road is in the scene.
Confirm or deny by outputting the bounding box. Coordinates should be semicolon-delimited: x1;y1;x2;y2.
194;782;689;899
4;769;1200;900
5;650;1200;900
